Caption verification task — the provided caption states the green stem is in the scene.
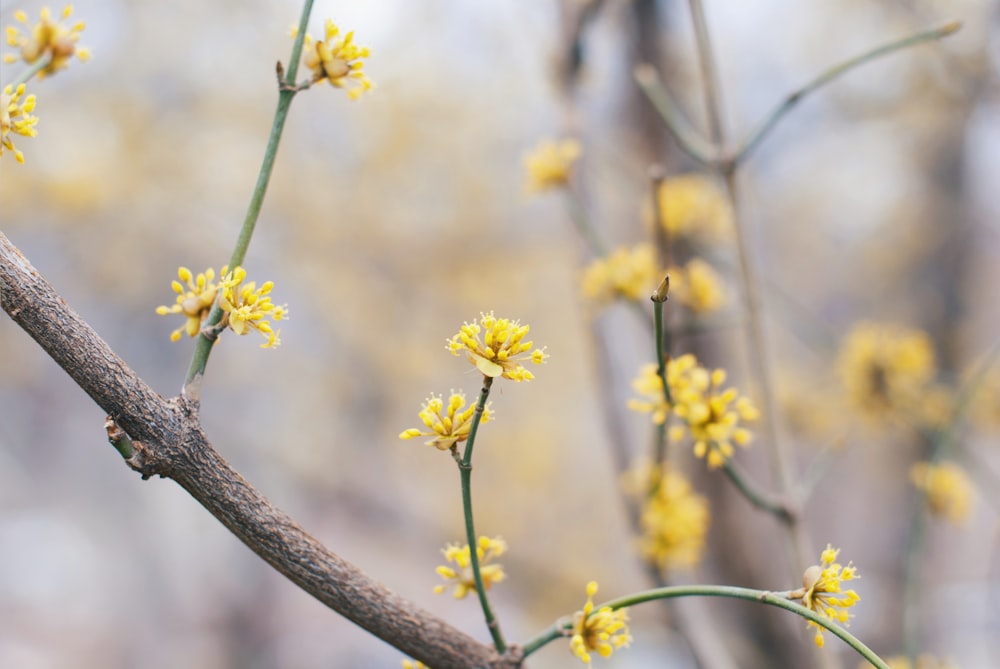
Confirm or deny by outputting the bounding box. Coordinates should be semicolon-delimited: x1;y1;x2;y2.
721;459;792;521
521;585;889;669
633;64;718;166
183;0;315;386
458;375;506;653
651;276;673;407
732;21;960;168
6;54;52;87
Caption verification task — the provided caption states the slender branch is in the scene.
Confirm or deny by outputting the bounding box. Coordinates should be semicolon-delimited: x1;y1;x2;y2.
521;584;889;669
732;21;961;168
720;459;794;522
0;232;517;669
633;64;718;166
459;375;507;653
185;0;316;386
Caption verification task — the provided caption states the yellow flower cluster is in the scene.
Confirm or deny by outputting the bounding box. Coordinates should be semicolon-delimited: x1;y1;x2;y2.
156;266;287;348
910;461;973;526
668;258;726;314
793;544;860;648
654;174;731;240
524;138;582;192
1;83;38;163
447;311;547;382
297;19;373;99
631;464;710;569
4;5;90;78
581;244;659;304
433;536;507;599
218;267;288;348
399;391;492;451
156;267;221;342
569;581;631;666
837;322;936;423
629;355;759;468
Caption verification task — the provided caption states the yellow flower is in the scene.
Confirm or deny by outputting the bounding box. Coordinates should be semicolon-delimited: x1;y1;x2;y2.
401;661;429;669
669;258;726;314
653;174;731;240
581;244;659;304
524;138;582;192
865;655;959;669
628;355;759;468
569;581;631;666
910;461;973;525
399;391;492;451
0;83;38;164
296;19;373;99
433;536;506;599
791;544;860;648
837;322;936;424
4;5;91;78
629;463;710;569
218;266;288;348
446;311;547;381
155;267;221;342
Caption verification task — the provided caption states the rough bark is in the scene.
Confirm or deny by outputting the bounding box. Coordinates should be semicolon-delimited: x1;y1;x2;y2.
0;231;521;669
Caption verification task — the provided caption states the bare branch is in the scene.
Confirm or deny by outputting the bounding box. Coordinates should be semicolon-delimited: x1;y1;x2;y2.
0;231;519;669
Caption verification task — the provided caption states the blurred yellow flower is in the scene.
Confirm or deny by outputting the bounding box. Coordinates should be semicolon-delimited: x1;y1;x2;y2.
4;5;90;77
524;138;581;192
791;544;860;648
218;266;288;348
569;581;631;666
433;536;506;599
629;355;758;468
669;258;727;314
296;19;373;99
0;83;38;164
654;174;731;240
399;390;492;451
156;266;221;342
837;322;936;423
629;463;710;569
581;244;659;304
401;661;429;669
866;655;959;669
447;311;547;381
910;461;973;525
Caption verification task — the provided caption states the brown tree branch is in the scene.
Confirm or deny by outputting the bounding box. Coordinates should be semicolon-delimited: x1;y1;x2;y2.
0;231;520;669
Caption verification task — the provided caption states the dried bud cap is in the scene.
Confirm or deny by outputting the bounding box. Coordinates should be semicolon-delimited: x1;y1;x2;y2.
802;565;822;590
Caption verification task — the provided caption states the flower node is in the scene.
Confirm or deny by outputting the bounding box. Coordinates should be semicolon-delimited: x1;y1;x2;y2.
791;544;861;648
446;311;547;382
652;174;732;240
433;536;506;599
296;19;373;99
569;581;632;666
155;267;221;342
0;83;38;164
399;390;492;450
218;266;288;348
4;5;91;78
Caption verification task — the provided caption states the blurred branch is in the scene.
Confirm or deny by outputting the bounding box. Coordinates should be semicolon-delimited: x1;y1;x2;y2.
635;21;961;174
0;232;518;669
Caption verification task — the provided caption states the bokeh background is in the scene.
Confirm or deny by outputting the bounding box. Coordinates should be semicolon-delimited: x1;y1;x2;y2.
2;0;1000;667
